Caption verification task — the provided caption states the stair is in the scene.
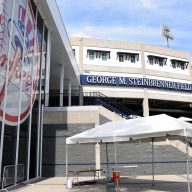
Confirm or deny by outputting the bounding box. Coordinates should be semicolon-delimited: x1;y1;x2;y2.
166;139;192;157
83;92;139;119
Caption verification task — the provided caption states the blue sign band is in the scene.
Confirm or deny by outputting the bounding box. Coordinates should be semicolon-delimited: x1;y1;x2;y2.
80;75;192;92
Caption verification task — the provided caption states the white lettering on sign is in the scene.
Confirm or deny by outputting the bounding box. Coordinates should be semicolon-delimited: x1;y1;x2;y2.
82;75;192;92
86;75;116;85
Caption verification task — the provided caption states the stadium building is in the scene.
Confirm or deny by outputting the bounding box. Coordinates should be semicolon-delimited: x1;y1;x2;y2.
70;37;192;118
0;0;192;189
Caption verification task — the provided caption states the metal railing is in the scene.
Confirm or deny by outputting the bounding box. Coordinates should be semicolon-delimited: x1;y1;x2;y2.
44;91;139;119
44;92;80;107
183;138;192;148
83;92;139;119
1;164;24;189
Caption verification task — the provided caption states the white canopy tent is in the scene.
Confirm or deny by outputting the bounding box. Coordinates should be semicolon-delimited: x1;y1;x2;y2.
179;117;192;122
66;114;192;191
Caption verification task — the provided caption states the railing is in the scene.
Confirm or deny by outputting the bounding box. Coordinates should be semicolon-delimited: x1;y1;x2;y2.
44;91;139;119
183;138;192;148
44;92;80;107
1;164;24;189
83;92;139;119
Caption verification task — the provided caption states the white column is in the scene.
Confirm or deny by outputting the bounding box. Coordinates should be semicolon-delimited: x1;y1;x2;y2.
143;90;149;117
95;121;100;174
59;64;64;106
143;97;149;117
95;143;101;173
141;43;149;117
45;30;51;106
68;80;71;106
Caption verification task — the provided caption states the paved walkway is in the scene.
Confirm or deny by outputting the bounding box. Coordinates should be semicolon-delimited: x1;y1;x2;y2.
11;175;191;192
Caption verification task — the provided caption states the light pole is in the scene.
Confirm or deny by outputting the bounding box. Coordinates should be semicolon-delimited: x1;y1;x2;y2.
161;24;174;48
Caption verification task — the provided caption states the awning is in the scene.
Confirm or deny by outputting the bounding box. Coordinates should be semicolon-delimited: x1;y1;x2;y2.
66;114;192;144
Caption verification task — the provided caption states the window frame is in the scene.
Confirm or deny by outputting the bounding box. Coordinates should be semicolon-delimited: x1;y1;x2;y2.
88;50;95;60
118;53;124;62
130;54;136;63
101;52;107;61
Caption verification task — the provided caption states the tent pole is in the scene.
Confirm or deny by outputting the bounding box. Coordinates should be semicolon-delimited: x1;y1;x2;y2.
114;139;119;191
66;144;68;188
152;138;155;187
186;138;191;192
106;143;110;181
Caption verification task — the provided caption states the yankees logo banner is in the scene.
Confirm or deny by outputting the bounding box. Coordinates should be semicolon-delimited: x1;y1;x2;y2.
0;0;40;126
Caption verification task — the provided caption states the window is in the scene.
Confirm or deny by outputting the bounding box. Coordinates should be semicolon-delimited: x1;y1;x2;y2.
87;50;110;61
170;59;188;70
119;54;124;62
130;54;136;63
148;56;154;65
149;58;154;65
159;59;163;66
101;52;107;61
172;62;176;69
147;55;167;66
181;64;185;70
88;51;94;60
117;52;139;63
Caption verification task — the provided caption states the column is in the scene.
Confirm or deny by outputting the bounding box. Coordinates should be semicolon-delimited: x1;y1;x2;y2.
143;91;149;117
141;43;149;117
68;80;71;106
60;64;64;106
79;38;83;72
95;119;100;174
45;30;51;106
79;86;83;106
95;143;101;175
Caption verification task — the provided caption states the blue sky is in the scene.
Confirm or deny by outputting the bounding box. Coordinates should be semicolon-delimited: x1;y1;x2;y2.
56;0;192;57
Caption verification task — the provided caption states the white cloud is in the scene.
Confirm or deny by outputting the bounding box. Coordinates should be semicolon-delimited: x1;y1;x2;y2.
67;24;192;51
68;24;161;41
139;0;156;8
56;0;192;55
138;0;173;9
56;0;177;12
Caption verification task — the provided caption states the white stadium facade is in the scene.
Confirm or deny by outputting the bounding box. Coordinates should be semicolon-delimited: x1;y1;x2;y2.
0;0;192;189
71;37;192;118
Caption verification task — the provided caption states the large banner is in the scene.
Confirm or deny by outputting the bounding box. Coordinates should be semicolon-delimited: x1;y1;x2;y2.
0;0;40;126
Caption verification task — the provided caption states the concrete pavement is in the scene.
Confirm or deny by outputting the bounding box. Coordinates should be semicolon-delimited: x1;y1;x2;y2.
11;175;191;192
